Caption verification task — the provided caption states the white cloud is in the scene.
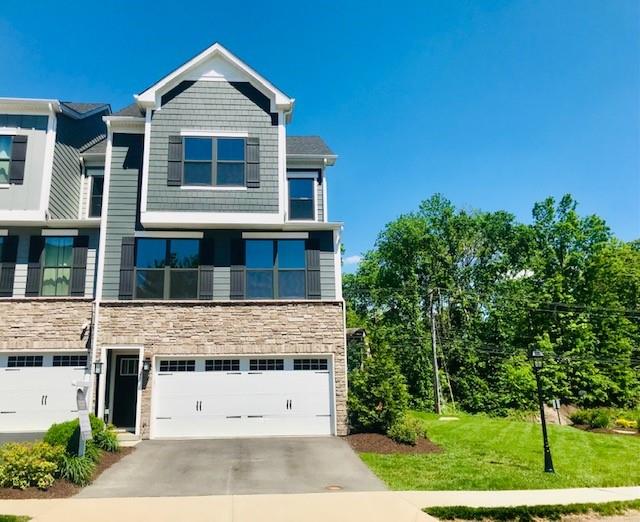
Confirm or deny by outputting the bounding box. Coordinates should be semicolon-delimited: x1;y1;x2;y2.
344;255;362;266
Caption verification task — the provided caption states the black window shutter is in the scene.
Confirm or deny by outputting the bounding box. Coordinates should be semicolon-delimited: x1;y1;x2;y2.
167;135;183;186
25;236;45;296
70;236;89;296
230;239;245;300
118;237;135;300
0;236;19;297
9;135;28;185
306;238;321;299
199;237;215;300
246;137;260;188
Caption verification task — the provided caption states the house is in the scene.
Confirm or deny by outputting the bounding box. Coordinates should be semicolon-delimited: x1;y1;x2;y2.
0;43;346;440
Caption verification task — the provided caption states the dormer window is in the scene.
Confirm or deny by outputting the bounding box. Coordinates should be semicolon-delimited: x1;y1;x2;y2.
182;137;245;187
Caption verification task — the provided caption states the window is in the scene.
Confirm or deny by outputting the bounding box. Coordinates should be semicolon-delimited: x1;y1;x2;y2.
87;168;104;218
135;238;200;299
159;360;195;372
0;237;3;263
120;358;139;376
53;355;88;367
0;114;48;130
294;359;328;371
8;355;43;368
41;237;73;296
245;239;306;299
183;137;245;187
206;359;240;372
0;136;11;184
287;172;317;220
249;359;284;371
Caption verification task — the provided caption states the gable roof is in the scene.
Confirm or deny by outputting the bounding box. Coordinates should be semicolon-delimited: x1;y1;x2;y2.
113;102;145;118
134;43;294;118
60;101;110;119
286;136;335;157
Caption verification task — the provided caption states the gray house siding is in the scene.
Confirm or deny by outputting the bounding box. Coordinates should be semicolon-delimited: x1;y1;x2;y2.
8;226;99;298
0;123;48;211
49;111;108;220
101;133;144;299
146;81;279;213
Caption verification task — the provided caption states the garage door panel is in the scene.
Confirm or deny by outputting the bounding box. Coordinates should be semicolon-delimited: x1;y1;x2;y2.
153;357;334;439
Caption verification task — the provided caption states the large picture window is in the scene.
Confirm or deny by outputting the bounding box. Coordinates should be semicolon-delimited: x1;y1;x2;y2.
41;237;73;296
135;238;200;299
183;137;245;187
245;239;306;299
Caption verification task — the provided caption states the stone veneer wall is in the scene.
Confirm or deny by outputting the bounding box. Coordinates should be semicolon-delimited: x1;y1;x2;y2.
0;299;93;350
97;301;347;438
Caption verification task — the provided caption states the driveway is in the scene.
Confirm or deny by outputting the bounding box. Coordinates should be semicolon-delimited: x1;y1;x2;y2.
77;437;387;498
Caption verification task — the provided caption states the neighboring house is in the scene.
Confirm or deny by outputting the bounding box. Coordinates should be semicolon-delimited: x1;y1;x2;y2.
0;43;346;439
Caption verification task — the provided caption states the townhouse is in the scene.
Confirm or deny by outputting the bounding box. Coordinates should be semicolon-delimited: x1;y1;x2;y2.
0;43;346;440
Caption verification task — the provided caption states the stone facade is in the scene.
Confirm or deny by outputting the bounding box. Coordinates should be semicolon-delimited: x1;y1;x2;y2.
0;298;93;350
97;300;347;438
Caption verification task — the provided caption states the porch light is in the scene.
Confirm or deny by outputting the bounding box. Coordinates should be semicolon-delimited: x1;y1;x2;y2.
530;349;544;369
142;358;151;372
93;361;104;375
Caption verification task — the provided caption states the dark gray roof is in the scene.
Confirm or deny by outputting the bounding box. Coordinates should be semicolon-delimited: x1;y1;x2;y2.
80;135;107;154
113;103;145;117
61;102;110;115
286;136;334;156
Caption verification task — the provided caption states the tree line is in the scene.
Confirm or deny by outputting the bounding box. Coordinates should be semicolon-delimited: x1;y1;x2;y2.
344;194;640;414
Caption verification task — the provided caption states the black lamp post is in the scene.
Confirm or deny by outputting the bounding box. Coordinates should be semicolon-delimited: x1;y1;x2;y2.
531;349;555;473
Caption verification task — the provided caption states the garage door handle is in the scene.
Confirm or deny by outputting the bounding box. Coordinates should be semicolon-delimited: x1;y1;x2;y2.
1;411;16;414
248;415;263;418
226;415;241;419
156;417;172;420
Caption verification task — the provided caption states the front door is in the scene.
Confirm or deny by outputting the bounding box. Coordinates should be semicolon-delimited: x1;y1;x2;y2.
112;355;139;430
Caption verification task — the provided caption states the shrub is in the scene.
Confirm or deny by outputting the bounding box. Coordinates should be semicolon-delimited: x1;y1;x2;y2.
44;414;108;456
614;418;638;429
0;442;64;490
387;416;426;445
93;426;119;452
590;409;610;429
57;454;95;486
570;408;611;429
348;349;410;433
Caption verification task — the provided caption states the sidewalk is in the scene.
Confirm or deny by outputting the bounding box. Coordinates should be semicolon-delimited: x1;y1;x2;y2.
1;487;638;522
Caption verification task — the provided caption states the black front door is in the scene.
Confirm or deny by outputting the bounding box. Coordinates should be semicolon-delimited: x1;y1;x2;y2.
112;355;139;429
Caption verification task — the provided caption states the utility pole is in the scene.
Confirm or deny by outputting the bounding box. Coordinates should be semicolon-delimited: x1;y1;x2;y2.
430;292;442;414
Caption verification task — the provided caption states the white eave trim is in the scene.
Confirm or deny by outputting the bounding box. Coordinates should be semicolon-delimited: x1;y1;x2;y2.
0;98;62;114
103;116;145;133
287;154;338;167
135;230;204;239
134;43;293;113
242;231;309;239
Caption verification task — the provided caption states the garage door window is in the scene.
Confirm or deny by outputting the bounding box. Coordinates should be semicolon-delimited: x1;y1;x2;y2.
249;359;284;371
293;359;328;371
206;359;240;371
53;355;87;367
135;239;200;299
8;355;43;367
159;360;196;372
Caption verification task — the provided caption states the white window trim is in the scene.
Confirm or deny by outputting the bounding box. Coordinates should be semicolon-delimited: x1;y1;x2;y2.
242;232;309;239
41;229;79;236
134;231;204;239
85;169;105;219
180;186;247;192
286;170;319;223
179;130;248;138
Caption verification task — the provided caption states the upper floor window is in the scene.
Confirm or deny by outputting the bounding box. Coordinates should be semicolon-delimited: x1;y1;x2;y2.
183;137;245;187
0;136;12;184
245;239;306;299
135;238;200;299
41;237;73;296
87;167;104;218
287;171;318;220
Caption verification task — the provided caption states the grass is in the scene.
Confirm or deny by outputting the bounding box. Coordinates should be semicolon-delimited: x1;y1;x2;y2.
359;411;640;490
0;516;30;522
424;499;640;521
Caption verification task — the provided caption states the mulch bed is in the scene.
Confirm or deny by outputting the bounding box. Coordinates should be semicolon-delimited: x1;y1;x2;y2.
0;447;135;499
572;424;639;437
345;433;442;454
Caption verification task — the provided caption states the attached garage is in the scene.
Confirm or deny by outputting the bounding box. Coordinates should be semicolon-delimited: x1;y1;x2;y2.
0;352;88;432
151;356;334;439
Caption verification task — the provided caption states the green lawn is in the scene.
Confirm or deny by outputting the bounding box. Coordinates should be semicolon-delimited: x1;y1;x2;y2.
0;516;30;522
359;412;640;490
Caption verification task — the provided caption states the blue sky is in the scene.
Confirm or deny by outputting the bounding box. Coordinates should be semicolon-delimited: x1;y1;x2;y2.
1;1;638;270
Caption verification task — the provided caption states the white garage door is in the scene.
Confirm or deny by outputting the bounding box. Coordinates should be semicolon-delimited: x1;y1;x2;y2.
152;357;333;439
0;353;88;432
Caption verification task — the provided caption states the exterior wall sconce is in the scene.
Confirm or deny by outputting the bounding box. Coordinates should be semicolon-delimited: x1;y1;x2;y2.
142;358;151;372
93;361;104;375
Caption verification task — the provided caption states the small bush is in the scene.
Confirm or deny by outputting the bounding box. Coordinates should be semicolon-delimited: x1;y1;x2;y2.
614;418;638;429
0;442;64;490
83;441;102;463
387;416;426;445
348;349;410;433
570;408;611;429
57;454;95;486
44;414;108;455
93;427;120;452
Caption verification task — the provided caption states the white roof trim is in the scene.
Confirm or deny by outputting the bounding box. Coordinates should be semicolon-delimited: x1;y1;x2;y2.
0;98;61;113
134;43;294;113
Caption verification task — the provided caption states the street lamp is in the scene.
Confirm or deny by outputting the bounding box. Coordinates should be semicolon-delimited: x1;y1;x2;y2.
531;349;555;473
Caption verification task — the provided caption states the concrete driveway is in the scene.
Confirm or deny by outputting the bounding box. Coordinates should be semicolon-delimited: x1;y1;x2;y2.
77;437;387;498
